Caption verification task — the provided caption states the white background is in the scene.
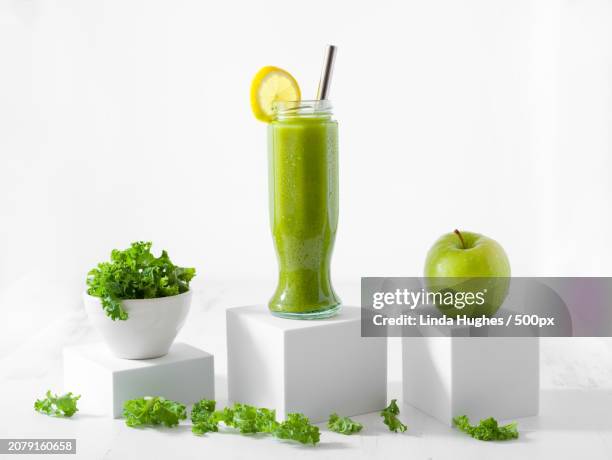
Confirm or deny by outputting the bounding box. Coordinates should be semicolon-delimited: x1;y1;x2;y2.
1;0;612;421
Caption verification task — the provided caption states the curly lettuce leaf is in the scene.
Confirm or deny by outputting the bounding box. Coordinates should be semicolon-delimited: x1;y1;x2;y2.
34;391;80;418
380;399;407;433
216;403;279;434
123;396;186;428
273;413;320;445
327;413;363;434
86;241;196;320
453;415;518;441
191;400;219;435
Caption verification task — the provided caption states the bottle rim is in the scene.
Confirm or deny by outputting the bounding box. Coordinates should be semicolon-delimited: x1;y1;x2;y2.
272;100;332;119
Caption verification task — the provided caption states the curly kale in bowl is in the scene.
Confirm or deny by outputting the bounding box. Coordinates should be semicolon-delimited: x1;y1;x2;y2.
86;241;196;320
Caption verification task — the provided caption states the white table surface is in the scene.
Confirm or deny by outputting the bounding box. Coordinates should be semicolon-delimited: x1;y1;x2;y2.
1;279;611;460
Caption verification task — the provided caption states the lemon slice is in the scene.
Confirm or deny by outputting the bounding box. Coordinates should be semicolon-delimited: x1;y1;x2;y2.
250;66;301;122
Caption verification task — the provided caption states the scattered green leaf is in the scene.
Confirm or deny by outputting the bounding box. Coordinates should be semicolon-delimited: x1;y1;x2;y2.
273;413;320;445
453;415;518;441
191;399;219;435
380;399;407;433
215;403;279;434
252;407;279;434
34;391;80;418
123;396;186;428
86;241;196;320
327;413;363;434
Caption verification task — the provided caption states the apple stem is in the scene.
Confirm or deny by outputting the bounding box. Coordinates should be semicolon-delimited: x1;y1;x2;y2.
454;229;466;249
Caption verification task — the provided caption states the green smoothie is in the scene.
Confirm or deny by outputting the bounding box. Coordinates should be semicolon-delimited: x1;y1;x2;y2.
268;100;341;318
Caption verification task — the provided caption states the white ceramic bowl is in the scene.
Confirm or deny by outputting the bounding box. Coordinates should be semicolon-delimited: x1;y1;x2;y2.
83;290;192;359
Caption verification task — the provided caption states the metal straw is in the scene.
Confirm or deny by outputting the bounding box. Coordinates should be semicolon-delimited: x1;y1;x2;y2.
316;45;337;100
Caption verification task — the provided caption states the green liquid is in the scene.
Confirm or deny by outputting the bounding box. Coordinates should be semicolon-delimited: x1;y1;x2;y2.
268;115;341;317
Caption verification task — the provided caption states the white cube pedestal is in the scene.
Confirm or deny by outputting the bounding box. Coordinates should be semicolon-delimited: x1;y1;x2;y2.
402;337;539;425
227;306;387;423
64;342;214;418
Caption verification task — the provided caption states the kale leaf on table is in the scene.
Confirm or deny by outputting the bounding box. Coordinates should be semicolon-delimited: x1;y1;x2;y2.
327;413;363;434
34;390;80;418
273;413;320;445
453;415;519;441
222;403;279;434
191;399;220;435
123;396;187;428
380;399;407;433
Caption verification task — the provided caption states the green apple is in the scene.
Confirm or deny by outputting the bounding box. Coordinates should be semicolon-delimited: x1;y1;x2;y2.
424;230;511;318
